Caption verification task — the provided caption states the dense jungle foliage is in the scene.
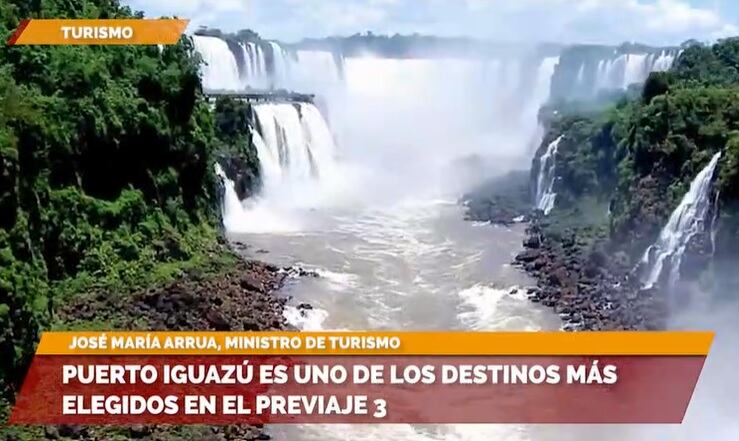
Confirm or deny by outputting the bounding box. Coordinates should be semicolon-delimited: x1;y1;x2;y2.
539;38;739;269
0;0;259;416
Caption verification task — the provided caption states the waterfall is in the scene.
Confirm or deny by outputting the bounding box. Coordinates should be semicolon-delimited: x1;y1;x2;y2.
192;35;275;90
582;49;679;97
652;49;679;72
292;50;343;92
525;57;560;153
214;164;247;231
575;63;585;85
236;42;270;88
622;53;649;89
534;136;563;215
269;41;291;87
252;103;314;182
640;151;723;289
193;35;242;91
193;35;344;92
203;46;561;231
530;57;560;114
216;102;339;233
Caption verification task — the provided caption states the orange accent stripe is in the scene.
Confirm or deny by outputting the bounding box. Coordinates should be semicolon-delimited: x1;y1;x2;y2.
35;331;714;356
9;19;189;45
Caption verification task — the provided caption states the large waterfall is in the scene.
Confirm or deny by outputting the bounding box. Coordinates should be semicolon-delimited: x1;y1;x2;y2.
192;35;343;92
566;49;679;100
640;151;723;289
238;41;268;88
193;35;242;91
593;50;678;91
195;32;566;233
219;101;340;233
534;136;563;214
252;102;338;190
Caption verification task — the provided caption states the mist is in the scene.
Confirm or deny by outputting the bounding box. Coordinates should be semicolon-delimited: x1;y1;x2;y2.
328;54;554;203
197;27;738;440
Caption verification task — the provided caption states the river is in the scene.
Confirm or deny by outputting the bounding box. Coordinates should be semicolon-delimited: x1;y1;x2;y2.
212;46;730;441
227;197;655;441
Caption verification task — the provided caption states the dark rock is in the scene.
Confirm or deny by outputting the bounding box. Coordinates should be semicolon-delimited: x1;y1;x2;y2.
548;266;570;287
207;310;231;331
129;425;151;438
217;155;259;200
532;258;547;270
241;274;265;293
523;235;541;249
44;426;59;439
516;249;541;263
515;216;658;332
58;425;83;439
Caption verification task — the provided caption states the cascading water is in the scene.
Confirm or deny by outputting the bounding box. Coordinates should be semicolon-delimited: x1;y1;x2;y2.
653;49;680;71
193;35;242;91
237;41;270;88
193;35;343;93
622;53;650;89
213;51;562;236
534;136;563;215
591;50;678;94
218;102;340;233
640;151;723;289
214;164;248;232
269;41;291;87
575;63;585;85
207;47;628;441
526;57;560;153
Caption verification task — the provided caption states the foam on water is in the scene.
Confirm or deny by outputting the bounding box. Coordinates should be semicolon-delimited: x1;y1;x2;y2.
457;284;543;331
283;305;329;331
314;268;360;291
207;46;566;441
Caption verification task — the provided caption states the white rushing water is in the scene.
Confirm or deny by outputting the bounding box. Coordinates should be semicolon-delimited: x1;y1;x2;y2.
193;35;343;92
640;151;722;289
210;51;564;234
569;49;678;99
209;50;567;440
238;41;269;88
193;35;242;91
219;101;340;233
534;136;563;214
205;38;727;441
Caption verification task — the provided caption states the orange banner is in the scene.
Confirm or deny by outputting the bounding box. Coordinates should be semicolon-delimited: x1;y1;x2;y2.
7;19;189;45
35;331;714;356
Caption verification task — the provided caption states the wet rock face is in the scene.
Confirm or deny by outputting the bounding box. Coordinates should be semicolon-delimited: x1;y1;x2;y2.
680;231;714;280
217;155;260;200
517;220;667;331
462;170;533;225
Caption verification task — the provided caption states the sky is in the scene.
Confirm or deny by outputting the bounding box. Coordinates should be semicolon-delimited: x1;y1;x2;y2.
124;0;739;46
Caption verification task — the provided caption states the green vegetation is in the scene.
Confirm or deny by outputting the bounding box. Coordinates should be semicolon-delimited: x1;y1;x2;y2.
0;0;260;419
539;38;739;271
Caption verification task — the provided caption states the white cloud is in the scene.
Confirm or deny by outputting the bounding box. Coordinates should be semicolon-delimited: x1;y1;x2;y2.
125;0;738;45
